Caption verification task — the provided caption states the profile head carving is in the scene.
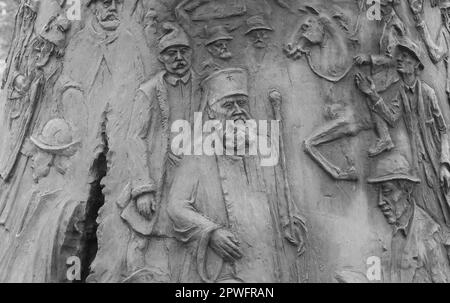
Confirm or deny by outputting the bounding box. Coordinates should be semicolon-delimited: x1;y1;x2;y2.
30;119;80;182
368;153;420;225
395;38;424;75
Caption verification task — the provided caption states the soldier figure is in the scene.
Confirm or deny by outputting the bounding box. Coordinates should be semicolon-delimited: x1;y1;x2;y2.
414;0;450;101
114;22;202;282
368;152;450;283
356;38;450;225
200;25;234;76
0;119;85;282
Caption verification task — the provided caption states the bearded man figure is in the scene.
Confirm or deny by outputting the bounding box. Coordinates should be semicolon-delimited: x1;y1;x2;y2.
167;68;305;283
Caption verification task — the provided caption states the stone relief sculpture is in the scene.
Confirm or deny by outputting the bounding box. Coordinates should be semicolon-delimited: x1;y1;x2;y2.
368;152;450;283
354;0;404;157
414;0;450;102
199;25;234;76
110;22;202;283
284;4;360;82
167;68;305;283
3;0;450;284
0;118;85;283
0;0;71;267
356;38;450;225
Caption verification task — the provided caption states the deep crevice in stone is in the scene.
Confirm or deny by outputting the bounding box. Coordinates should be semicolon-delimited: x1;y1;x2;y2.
79;122;109;283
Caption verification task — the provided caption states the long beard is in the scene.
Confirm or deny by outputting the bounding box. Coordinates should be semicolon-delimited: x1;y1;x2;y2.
222;120;258;155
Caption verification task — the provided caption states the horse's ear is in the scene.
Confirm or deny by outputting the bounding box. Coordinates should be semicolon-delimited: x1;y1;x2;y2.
298;5;320;15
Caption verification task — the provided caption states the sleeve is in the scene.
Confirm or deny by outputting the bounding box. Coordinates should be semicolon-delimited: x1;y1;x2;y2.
429;232;450;283
418;23;448;64
370;54;394;68
167;158;221;244
372;92;403;127
428;88;450;166
127;89;157;199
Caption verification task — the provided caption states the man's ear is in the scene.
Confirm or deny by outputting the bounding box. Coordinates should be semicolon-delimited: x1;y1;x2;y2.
158;54;164;64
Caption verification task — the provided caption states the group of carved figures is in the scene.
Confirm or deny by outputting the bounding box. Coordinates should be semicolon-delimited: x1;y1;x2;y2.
2;0;450;283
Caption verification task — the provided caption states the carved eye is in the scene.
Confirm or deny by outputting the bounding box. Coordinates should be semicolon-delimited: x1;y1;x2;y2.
237;99;247;107
224;102;234;109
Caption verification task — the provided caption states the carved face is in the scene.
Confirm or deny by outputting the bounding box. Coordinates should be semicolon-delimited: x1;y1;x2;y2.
209;95;254;152
248;29;272;49
396;49;420;75
31;151;53;183
159;45;193;77
300;16;325;45
207;40;232;60
92;0;122;31
378;181;411;225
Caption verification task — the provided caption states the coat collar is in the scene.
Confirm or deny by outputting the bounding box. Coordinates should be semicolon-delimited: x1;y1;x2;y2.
164;71;192;87
402;79;419;94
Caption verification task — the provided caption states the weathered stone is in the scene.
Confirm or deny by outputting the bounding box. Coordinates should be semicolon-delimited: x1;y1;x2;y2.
2;0;450;283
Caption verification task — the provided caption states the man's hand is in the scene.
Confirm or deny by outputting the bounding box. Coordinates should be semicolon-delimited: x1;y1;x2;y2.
210;229;243;262
136;193;157;220
440;165;450;194
354;54;371;65
355;72;377;97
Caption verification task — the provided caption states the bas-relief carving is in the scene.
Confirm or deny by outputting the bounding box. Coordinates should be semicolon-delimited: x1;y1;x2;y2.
0;0;84;282
3;0;450;283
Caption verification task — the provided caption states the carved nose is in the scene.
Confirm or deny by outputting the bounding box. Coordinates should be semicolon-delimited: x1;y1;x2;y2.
233;103;243;114
110;0;118;11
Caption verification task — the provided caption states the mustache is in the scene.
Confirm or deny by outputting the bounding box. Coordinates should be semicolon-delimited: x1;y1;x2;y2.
173;61;187;68
101;12;119;21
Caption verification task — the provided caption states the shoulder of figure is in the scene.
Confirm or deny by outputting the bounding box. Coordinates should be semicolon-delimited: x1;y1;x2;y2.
420;81;436;95
138;72;166;96
414;205;442;235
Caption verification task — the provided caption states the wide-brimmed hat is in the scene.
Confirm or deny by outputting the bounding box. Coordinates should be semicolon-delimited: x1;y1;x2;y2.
367;152;420;184
205;25;233;46
245;15;273;35
396;37;425;70
31;119;79;154
202;68;248;107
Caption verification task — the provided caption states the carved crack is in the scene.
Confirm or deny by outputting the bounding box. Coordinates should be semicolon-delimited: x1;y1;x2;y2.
79;117;109;282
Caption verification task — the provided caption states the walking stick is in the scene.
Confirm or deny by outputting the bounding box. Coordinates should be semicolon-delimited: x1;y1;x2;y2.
269;89;307;256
